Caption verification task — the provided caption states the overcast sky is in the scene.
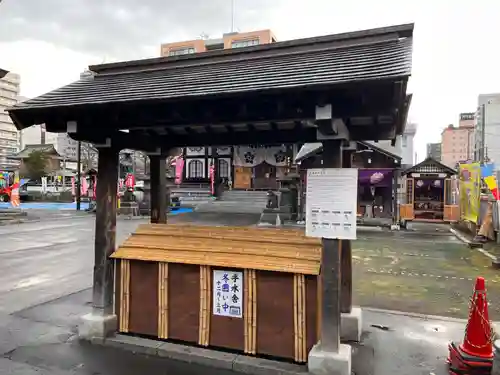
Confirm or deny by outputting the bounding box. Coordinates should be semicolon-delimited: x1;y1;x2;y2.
1;0;499;161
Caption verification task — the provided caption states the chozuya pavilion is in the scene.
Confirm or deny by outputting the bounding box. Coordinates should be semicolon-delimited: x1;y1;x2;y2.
7;24;413;375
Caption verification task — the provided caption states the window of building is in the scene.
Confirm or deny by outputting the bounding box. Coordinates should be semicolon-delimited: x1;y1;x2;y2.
231;39;260;49
402;135;407;147
168;47;195;56
188;160;203;178
218;159;230;178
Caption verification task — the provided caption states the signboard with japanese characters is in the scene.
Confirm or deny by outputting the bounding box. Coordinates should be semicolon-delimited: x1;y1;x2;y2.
213;270;243;318
306;168;358;240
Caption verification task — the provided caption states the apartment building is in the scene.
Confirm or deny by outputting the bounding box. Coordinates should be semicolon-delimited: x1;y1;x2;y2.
440;112;475;168
160;29;277;56
0;71;21;170
474;93;500;166
426;142;442;161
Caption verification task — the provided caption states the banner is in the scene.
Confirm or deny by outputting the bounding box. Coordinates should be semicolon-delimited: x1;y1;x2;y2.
10;171;20;208
41;177;48;194
459;163;481;223
233;146;288;167
81;177;88;195
481;163;499;200
358;169;394;187
175;157;185;185
209;164;215;196
125;173;135;189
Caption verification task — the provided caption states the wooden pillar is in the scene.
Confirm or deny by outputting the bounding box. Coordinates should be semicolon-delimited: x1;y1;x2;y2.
320;139;343;352
340;149;353;314
392;169;400;224
150;155;167;224
93;146;119;314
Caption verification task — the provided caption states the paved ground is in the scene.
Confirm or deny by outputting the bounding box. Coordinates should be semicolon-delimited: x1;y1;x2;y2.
2;288;465;375
353;230;500;319
0;210;495;374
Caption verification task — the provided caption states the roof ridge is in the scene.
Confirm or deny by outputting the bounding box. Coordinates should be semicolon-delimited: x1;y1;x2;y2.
91;23;413;75
96;36;409;78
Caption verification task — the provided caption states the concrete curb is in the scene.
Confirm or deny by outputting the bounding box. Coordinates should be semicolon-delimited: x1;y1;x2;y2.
449;227;485;248
93;334;308;375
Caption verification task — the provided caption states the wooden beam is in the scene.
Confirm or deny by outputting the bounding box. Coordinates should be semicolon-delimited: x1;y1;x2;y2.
93;146;119;314
159;128;318;147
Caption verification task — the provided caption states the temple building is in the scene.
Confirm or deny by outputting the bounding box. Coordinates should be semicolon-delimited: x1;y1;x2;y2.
181;145;296;190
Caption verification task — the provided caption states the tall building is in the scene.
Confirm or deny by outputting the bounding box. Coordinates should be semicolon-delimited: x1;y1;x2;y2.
426;142;442;161
0;71;21;170
400;122;418;167
474;93;500;165
160;30;277;56
440;112;475;168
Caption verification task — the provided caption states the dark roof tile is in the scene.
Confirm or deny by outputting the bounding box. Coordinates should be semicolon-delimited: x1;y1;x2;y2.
10;36;412;111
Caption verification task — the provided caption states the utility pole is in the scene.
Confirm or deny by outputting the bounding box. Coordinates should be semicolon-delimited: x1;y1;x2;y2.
76;141;82;210
480;104;486;164
231;0;235;32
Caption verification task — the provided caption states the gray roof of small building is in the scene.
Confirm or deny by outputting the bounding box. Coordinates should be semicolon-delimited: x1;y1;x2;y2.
9;24;413;113
295;141;401;163
12;144;62;159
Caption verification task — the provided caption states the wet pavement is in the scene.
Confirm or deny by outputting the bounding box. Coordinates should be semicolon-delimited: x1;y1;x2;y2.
3;287;465;375
0;210;495;374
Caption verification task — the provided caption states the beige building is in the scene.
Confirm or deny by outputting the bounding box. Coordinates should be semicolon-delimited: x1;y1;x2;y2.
440;112;475;168
0;71;21;170
160;29;277;56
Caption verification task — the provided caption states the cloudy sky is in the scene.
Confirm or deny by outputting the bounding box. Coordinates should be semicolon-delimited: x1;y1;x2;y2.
1;0;499;160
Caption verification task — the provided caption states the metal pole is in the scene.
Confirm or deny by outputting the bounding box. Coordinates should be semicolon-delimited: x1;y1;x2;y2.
480;104;486;164
76;141;82;210
231;0;235;32
62;154;66;189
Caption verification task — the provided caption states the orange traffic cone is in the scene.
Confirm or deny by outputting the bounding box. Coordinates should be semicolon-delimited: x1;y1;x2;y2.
460;277;493;358
447;277;493;375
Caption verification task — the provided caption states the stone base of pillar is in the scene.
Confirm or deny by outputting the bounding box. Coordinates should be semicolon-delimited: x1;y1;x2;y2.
78;311;117;342
341;307;363;342
308;343;352;375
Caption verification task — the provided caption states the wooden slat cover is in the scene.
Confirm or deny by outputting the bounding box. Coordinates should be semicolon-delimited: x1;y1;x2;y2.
111;224;321;275
136;224;319;244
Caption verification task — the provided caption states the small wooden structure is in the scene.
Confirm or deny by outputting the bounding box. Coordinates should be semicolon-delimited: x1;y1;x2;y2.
112;224;321;363
400;157;459;222
7;23;414;368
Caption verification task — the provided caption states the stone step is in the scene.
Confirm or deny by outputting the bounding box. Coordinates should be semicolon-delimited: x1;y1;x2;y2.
195;205;264;214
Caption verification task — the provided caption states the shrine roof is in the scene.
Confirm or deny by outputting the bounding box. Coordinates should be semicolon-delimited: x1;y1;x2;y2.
403;157;457;175
8;23;413;131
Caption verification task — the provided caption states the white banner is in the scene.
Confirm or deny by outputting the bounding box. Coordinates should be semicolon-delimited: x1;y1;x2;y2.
233;145;288;167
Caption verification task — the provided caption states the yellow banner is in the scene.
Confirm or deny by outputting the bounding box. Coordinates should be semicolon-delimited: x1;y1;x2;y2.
459;163;481;223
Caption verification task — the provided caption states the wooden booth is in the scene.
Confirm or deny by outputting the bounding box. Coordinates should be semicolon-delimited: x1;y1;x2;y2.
7;22;414;370
399;157;459;222
112;224;322;363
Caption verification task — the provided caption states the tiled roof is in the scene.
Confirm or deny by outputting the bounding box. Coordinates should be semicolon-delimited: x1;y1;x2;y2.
295;140;402;163
12;144;61;159
403;157;457;175
9;24;413;112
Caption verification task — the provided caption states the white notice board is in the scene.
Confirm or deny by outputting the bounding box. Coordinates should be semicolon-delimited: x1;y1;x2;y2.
213;270;243;318
305;168;358;240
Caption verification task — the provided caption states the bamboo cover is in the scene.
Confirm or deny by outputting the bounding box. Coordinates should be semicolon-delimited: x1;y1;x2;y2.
111;224;321;275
